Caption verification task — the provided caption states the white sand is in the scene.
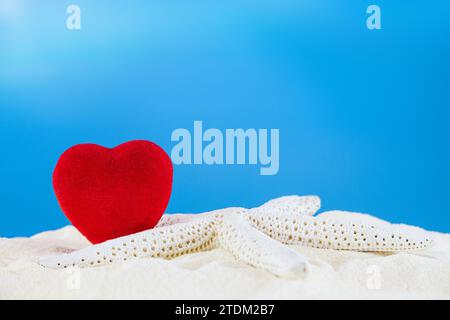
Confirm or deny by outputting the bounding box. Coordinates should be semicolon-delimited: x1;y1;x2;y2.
1;211;449;299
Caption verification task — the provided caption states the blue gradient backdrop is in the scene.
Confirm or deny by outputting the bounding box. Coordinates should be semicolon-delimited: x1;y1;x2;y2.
1;1;449;236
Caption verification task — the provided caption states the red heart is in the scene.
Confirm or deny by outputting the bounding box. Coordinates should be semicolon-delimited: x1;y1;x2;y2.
53;140;173;244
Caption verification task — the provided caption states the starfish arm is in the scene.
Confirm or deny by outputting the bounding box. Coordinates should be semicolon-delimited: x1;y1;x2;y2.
156;195;320;229
248;212;433;252
156;207;248;227
216;213;309;278
251;195;321;216
39;218;217;268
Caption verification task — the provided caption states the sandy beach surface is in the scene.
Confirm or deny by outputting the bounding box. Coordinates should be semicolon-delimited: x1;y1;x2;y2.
1;211;449;299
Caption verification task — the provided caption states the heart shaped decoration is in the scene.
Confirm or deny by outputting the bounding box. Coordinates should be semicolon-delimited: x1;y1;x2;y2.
53;140;173;244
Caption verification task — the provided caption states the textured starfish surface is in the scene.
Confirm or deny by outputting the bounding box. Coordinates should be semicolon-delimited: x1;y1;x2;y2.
40;196;433;278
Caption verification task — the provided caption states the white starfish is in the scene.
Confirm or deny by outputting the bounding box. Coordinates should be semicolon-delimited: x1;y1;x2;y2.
39;196;433;278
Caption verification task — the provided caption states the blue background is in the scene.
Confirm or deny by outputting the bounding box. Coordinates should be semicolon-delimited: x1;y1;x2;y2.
1;1;449;236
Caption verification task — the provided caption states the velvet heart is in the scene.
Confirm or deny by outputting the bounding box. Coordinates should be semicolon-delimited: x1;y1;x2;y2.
53;140;173;244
